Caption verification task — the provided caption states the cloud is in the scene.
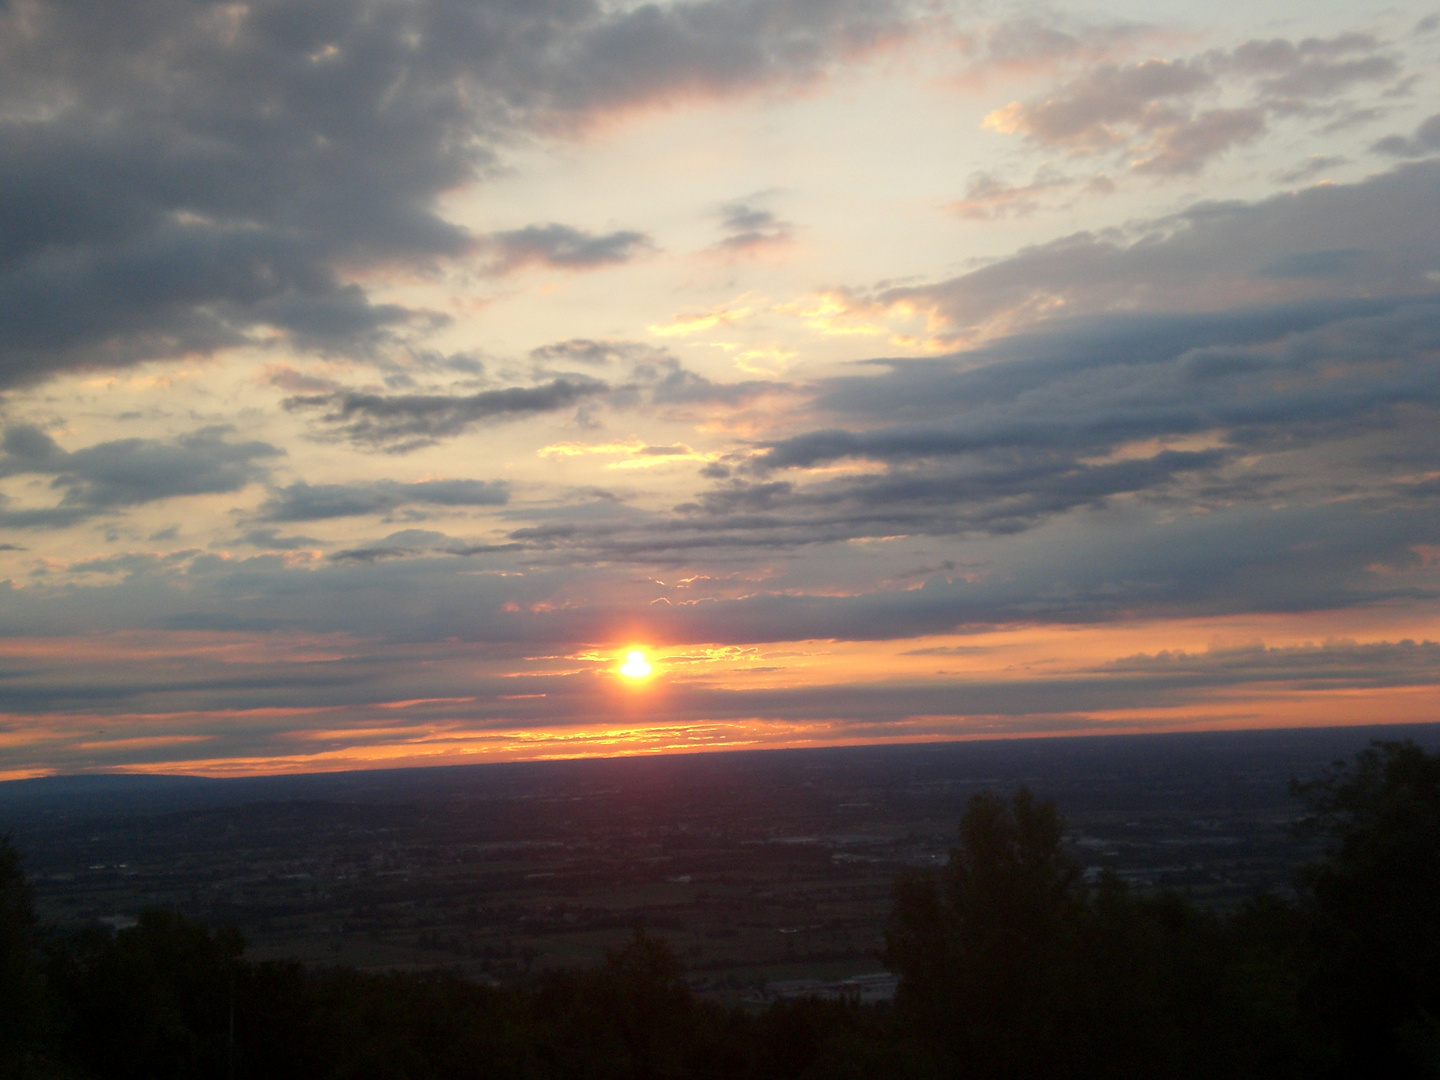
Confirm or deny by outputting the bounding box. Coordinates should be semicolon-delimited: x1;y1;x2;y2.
263;365;346;394
0;454;1435;657
710;201;795;255
282;358;784;453
529;339;664;367
0;1;475;384
258;478;510;522
328;529;457;563
983;33;1403;175
950;17;1151;85
1372;111;1440;157
481;294;1440;604
7;623;1440;774
477;224;653;275
4;484;1436;651
515;0;927;121
1230;34;1399;98
1102;639;1440;690
949;170;1075;219
1129;107;1266;175
875;161;1440;336
688;447;1231;536
285;376;608;451
0;425;282;528
1256;248;1366;279
0;0;928;386
761;298;1440;468
984;58;1215;151
238;528;323;551
6;171;1433;654
1273;154;1348;183
638;357;791;407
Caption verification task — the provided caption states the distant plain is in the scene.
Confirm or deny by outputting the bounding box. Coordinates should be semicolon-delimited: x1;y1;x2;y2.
7;724;1438;1001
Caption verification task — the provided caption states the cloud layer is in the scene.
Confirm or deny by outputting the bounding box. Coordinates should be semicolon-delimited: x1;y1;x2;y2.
0;0;924;385
0;427;281;528
0;1;1437;775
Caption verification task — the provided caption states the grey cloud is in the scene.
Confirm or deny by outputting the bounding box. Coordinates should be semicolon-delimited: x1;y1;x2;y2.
1230;35;1399;98
329;545;419;563
328;528;516;563
879;161;1440;332
950;170;1073;220
1102;639;1440;690
0;465;1432;656
327;529;444;563
0;0;925;386
238;528;323;551
1130;107;1266;176
265;366;346;393
493;295;1440;584
70;489;1440;640
990;33;1402;175
1273;154;1348;183
636;357;791;406
0;1;476;383
0;425;281;528
259;478;510;521
1315;106;1387;135
761;298;1440;471
1258;249;1366;279
64;550;201;579
991;58;1213;150
1372;112;1440;157
522;0;923;118
398;349;487;377
961;18;1147;74
272;357;789;461
508;449;1240;563
691;448;1232;536
479;224;652;275
285;376;608;451
712;201;794;254
529;339;664;367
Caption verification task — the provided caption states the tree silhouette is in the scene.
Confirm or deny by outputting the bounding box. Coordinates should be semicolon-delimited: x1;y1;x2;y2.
1294;740;1440;1076
884;787;1293;1079
885;788;1085;1076
0;834;45;1077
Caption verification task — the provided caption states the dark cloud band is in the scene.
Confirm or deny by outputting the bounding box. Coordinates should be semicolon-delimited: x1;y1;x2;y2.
285;377;608;451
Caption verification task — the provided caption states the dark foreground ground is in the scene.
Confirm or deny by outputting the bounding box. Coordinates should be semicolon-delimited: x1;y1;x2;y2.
3;724;1437;1001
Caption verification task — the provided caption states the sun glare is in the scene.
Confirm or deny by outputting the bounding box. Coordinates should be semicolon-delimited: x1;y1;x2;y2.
619;649;653;680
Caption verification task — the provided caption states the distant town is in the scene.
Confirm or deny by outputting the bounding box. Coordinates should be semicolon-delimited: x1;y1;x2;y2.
6;724;1427;1004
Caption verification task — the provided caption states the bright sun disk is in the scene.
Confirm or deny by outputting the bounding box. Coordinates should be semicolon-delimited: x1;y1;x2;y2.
619;649;652;680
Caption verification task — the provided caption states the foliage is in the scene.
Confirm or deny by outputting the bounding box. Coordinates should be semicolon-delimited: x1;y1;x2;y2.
885;788;1299;1079
1293;741;1440;1076
0;834;50;1079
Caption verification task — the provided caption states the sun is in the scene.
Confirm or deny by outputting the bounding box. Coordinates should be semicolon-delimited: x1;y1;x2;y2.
619;649;653;681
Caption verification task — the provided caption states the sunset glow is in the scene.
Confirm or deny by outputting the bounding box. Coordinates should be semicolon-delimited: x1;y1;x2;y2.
0;0;1438;779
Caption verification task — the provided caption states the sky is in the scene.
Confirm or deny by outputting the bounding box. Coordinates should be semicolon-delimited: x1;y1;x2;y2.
2;0;1440;778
